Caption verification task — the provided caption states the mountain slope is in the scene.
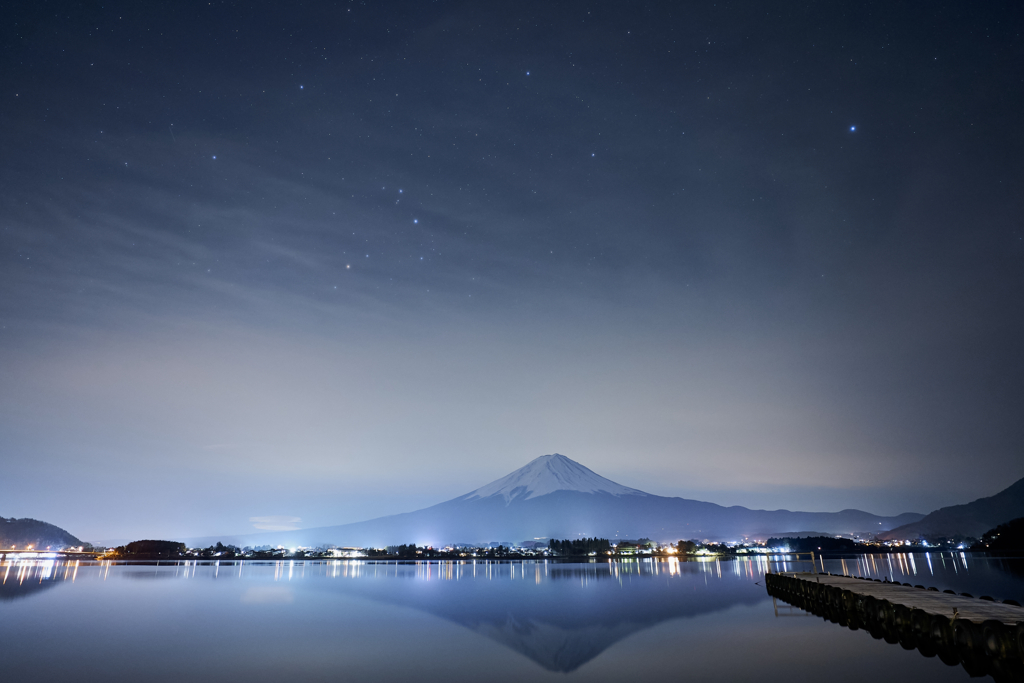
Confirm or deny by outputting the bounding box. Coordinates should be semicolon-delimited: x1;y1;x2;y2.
199;454;922;547
1;517;82;549
878;476;1024;541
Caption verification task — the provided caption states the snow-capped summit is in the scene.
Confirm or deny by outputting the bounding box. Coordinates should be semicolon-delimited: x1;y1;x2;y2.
461;453;647;503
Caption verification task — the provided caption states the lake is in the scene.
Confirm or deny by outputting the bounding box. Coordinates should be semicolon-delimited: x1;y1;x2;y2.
2;553;1021;682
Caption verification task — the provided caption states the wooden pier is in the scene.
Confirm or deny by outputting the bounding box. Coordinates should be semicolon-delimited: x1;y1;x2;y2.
765;571;1024;681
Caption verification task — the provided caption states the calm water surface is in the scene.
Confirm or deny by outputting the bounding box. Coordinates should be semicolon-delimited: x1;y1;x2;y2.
2;553;1022;682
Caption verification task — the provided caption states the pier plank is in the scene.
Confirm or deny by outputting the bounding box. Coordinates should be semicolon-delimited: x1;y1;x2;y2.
778;571;1024;624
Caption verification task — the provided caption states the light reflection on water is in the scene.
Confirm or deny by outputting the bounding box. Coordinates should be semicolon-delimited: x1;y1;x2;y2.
810;552;1023;600
0;554;769;583
1;553;1020;682
2;551;1018;608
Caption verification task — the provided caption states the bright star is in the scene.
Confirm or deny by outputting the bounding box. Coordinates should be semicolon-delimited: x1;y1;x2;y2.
212;155;217;159
413;219;418;224
300;85;304;89
850;126;856;132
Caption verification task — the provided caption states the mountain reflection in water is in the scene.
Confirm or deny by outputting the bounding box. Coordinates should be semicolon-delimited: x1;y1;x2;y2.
324;558;768;672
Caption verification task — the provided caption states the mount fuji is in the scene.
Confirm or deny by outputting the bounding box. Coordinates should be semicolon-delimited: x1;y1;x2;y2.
199;454;923;548
459;453;646;502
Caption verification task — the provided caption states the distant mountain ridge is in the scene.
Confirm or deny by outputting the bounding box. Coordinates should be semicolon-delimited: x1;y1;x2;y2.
192;454;923;547
878;476;1024;541
1;517;82;549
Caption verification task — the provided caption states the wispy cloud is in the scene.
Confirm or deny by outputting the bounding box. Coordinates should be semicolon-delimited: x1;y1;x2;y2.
249;515;302;531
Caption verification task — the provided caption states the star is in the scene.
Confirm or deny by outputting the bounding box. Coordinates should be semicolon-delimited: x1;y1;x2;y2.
849;126;856;132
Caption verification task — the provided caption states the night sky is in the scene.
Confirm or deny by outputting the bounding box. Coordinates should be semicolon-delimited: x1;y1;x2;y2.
2;2;1022;542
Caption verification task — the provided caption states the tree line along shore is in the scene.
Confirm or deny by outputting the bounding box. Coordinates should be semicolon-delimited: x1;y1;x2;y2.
93;521;1024;562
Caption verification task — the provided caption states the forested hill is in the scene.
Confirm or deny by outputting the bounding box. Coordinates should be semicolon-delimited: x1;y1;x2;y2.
878;476;1024;541
0;517;82;549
